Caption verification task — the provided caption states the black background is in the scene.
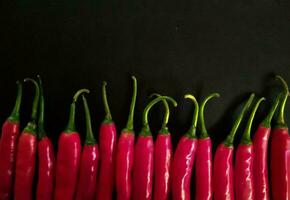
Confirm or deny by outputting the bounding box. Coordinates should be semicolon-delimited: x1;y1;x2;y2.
1;0;290;152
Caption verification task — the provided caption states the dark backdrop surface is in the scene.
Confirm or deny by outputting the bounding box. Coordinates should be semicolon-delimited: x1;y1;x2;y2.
1;0;290;152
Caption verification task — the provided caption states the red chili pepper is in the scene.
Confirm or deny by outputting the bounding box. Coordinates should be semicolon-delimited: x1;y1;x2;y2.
270;75;290;200
195;93;219;200
172;94;199;200
253;94;280;200
97;81;117;200
54;88;89;200
36;76;55;200
75;94;99;200
213;93;254;200
235;97;265;200
132;95;177;200
0;81;22;200
116;76;137;200
153;94;177;200
14;78;40;200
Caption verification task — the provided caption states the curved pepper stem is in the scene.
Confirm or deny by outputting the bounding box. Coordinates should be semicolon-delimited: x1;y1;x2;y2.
37;75;47;139
65;88;90;133
261;94;281;128
141;96;177;136
275;75;289;127
184;94;199;138
82;95;96;145
123;76;137;132
223;93;255;147
24;78;40;122
241;97;265;145
150;93;176;133
102;81;113;123
8;81;22;122
199;93;220;139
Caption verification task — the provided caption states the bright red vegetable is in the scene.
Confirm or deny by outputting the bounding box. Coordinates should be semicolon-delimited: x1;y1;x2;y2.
116;76;137;200
36;76;55;200
195;93;219;200
54;89;89;200
97;81;117;200
14;78;40;200
0;81;22;200
235;97;265;200
213;93;254;200
132;96;177;200
171;94;199;200
153;94;177;200
75;95;99;200
253;94;280;200
270;75;290;200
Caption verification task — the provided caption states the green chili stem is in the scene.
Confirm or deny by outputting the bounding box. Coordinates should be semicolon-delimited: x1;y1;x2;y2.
24;78;40;122
102;81;113;123
8;81;22;122
65;89;90;133
223;93;255;146
141;96;177;136
275;75;289;127
37;75;46;139
261;94;281;128
241;97;265;144
82;95;96;145
184;94;199;138
199;93;220;139
124;76;137;132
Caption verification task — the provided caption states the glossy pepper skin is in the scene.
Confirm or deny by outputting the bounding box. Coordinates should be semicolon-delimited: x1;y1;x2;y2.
75;95;99;200
195;93;220;200
270;75;290;200
235;97;265;200
14;78;40;200
153;94;177;200
253;94;280;200
116;76;137;200
213;93;254;200
172;94;199;200
132;96;177;200
54;89;89;200
36;76;55;200
0;81;22;200
97;81;117;200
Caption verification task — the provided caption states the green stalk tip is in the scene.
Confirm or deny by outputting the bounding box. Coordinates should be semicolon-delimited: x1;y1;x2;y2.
37;75;47;139
141;95;177;136
24;78;40;122
261;94;281;128
184;94;199;138
123;76;137;132
199;93;220;139
65;88;90;133
241;97;265;145
102;81;113;123
223;93;255;147
275;75;289;127
8;81;22;122
82;95;96;145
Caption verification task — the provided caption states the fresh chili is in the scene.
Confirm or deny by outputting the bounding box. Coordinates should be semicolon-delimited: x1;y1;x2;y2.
116;76;137;200
270;75;290;200
132;96;177;200
0;81;22;200
213;93;254;200
153;94;177;200
75;94;99;200
195;93;220;200
36;75;55;200
171;94;199;200
14;78;40;200
253;94;280;200
235;97;265;200
97;81;117;200
54;89;89;200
